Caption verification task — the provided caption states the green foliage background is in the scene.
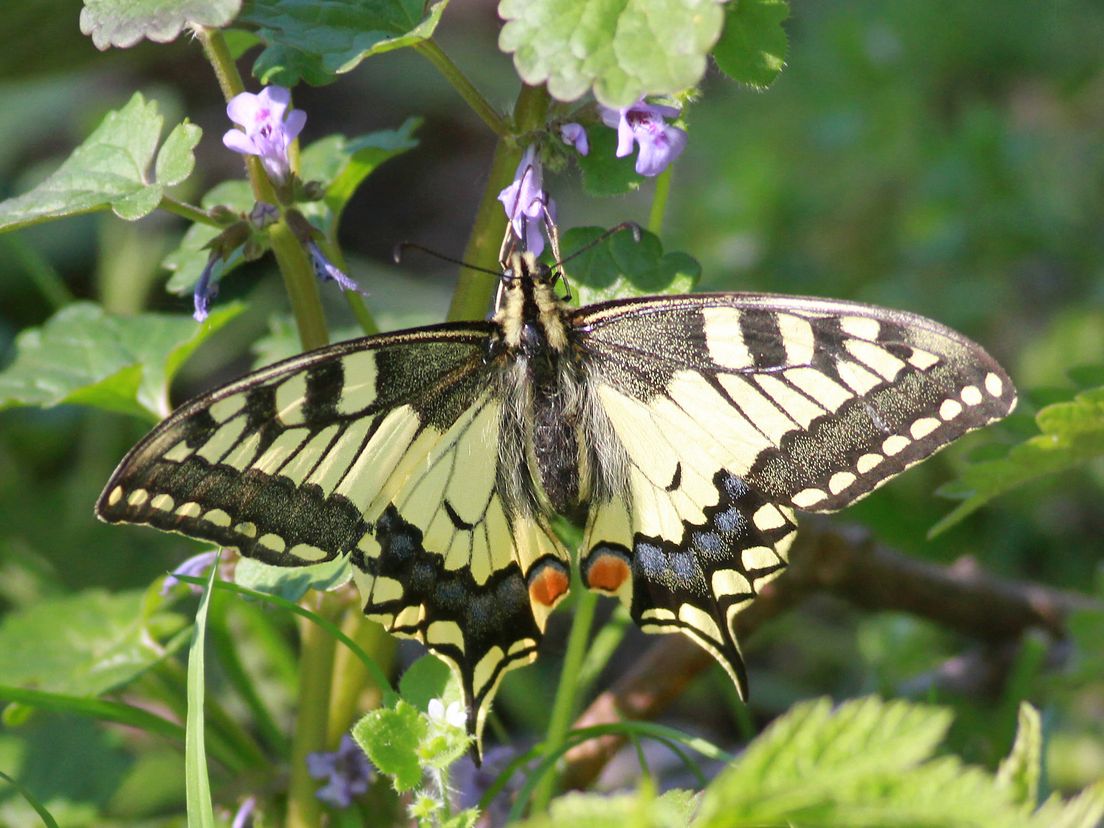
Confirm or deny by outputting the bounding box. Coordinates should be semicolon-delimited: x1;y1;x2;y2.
0;0;1101;825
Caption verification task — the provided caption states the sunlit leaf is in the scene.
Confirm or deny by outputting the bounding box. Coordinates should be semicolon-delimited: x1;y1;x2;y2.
560;226;701;305
353;700;426;792
712;0;789;88
0;93;200;230
80;0;241;50
499;0;723;107
998;702;1042;810
0;302;242;420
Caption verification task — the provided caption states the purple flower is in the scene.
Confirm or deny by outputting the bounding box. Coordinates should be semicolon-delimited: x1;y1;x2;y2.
161;550;219;595
599;99;687;177
560;122;589;156
223;86;306;184
497;145;553;255
231;796;256;828
307;734;374;808
192;253;219;323
306;241;365;295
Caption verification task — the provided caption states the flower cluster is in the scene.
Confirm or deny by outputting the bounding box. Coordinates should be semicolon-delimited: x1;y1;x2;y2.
223;86;305;185
599;98;687;177
306;733;374;808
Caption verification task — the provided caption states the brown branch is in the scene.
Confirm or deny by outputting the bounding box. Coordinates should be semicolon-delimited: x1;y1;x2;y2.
560;520;1098;790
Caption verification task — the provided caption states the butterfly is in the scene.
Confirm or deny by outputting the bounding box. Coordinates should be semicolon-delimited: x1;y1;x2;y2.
97;246;1016;756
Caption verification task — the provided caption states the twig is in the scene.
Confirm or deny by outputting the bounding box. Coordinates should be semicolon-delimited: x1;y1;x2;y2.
560;520;1098;789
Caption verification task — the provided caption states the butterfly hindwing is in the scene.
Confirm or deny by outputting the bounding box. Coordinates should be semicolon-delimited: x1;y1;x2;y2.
97;323;571;750
576;293;1015;689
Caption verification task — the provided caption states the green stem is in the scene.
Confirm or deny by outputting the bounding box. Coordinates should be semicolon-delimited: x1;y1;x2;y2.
1;234;73;310
647;166;673;235
446;84;551;321
159;195;219;227
415;41;508;137
531;586;598;812
326;613;395;744
270;219;330;349
287;593;340;828
320;236;379;336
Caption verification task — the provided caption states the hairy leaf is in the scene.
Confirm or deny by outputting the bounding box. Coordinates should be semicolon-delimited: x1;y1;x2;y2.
712;0;789;88
932;386;1104;535
515;789;697;828
499;0;724;107
560;226;701;305
80;0;241;49
0;302;242;420
998;702;1043;810
354;701;426;792
0;93;201;230
242;0;449;86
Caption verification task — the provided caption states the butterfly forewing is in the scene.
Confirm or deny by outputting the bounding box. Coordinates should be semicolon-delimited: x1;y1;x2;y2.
574;293;1015;692
96;322;571;749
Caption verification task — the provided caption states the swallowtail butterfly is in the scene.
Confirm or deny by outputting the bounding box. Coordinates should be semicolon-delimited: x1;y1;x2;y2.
97;250;1015;754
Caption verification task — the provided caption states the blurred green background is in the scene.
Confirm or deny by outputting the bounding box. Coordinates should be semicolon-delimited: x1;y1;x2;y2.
0;0;1101;823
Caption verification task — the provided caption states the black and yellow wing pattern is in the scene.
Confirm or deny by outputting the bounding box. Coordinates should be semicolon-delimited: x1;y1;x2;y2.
574;294;1014;697
97;268;1015;755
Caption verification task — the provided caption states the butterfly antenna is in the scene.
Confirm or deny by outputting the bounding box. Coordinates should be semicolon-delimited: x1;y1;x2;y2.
392;242;502;277
555;221;642;270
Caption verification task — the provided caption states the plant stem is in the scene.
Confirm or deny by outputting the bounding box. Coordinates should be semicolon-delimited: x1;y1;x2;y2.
531;586;598;812
446;84;551;321
269;219;330;350
1;234;73;310
326;613;395;744
159;195;219;227
415;41;509;137
287;593;340;828
647;166;673;235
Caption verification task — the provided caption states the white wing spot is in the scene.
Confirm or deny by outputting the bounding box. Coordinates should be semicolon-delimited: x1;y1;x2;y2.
234;521;257;538
961;385;983;406
209;396;245;423
275;373;309;425
177;502;202;518
939;399;963;421
910;417;941;440
127;488;149;506
840;316;881;340
828;471;857;495
107;486;123;506
702;307;754;369
164;442;193;462
882;435;910;456
856;453;883;474
778;313;815;366
712;569;752;599
289;543;329;562
258;533;286;554
205;509;231;528
741;546;779;570
836;359;882;395
985;372;1004;398
752;504;787;531
792;487;827;508
678;604;722;642
908;349;940;370
151;493;175;511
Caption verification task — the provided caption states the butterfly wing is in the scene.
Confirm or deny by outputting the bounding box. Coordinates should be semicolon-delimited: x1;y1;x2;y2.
574;293;1016;695
97;323;569;752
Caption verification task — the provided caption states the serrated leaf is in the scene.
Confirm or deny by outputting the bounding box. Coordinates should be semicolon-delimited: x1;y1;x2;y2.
560;226;701;305
241;0;449;87
1035;780;1104;828
353;701;427;792
515;789;697;828
712;0;789;88
0;590;179;697
163;180;255;295
80;0;241;50
998;702;1042;809
155;121;202;186
0;93;201;231
0;301;242;420
499;0;724;107
233;555;351;601
578;126;643;197
696;696;958;826
932;388;1104;535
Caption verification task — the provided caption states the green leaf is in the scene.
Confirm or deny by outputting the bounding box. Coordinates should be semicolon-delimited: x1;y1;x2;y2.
241;0;450;87
0;685;184;743
398;655;452;713
1035;780;1104;828
998;702;1043;810
0;93;201;231
712;0;789;88
515;788;697;828
80;0;241;49
185;555;219;828
0;301;242;420
560;226;701;305
154;121;203;187
233;555;352;602
0;769;60;828
353;700;427;792
498;0;724;107
577;126;643;197
0;590;181;697
299;119;421;234
932;387;1104;535
163;180;255;296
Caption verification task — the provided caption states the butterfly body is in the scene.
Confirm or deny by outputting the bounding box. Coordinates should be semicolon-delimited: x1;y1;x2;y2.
97;253;1016;753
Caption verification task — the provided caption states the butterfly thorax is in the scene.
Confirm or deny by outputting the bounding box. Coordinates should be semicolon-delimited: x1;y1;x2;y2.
490;252;593;520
